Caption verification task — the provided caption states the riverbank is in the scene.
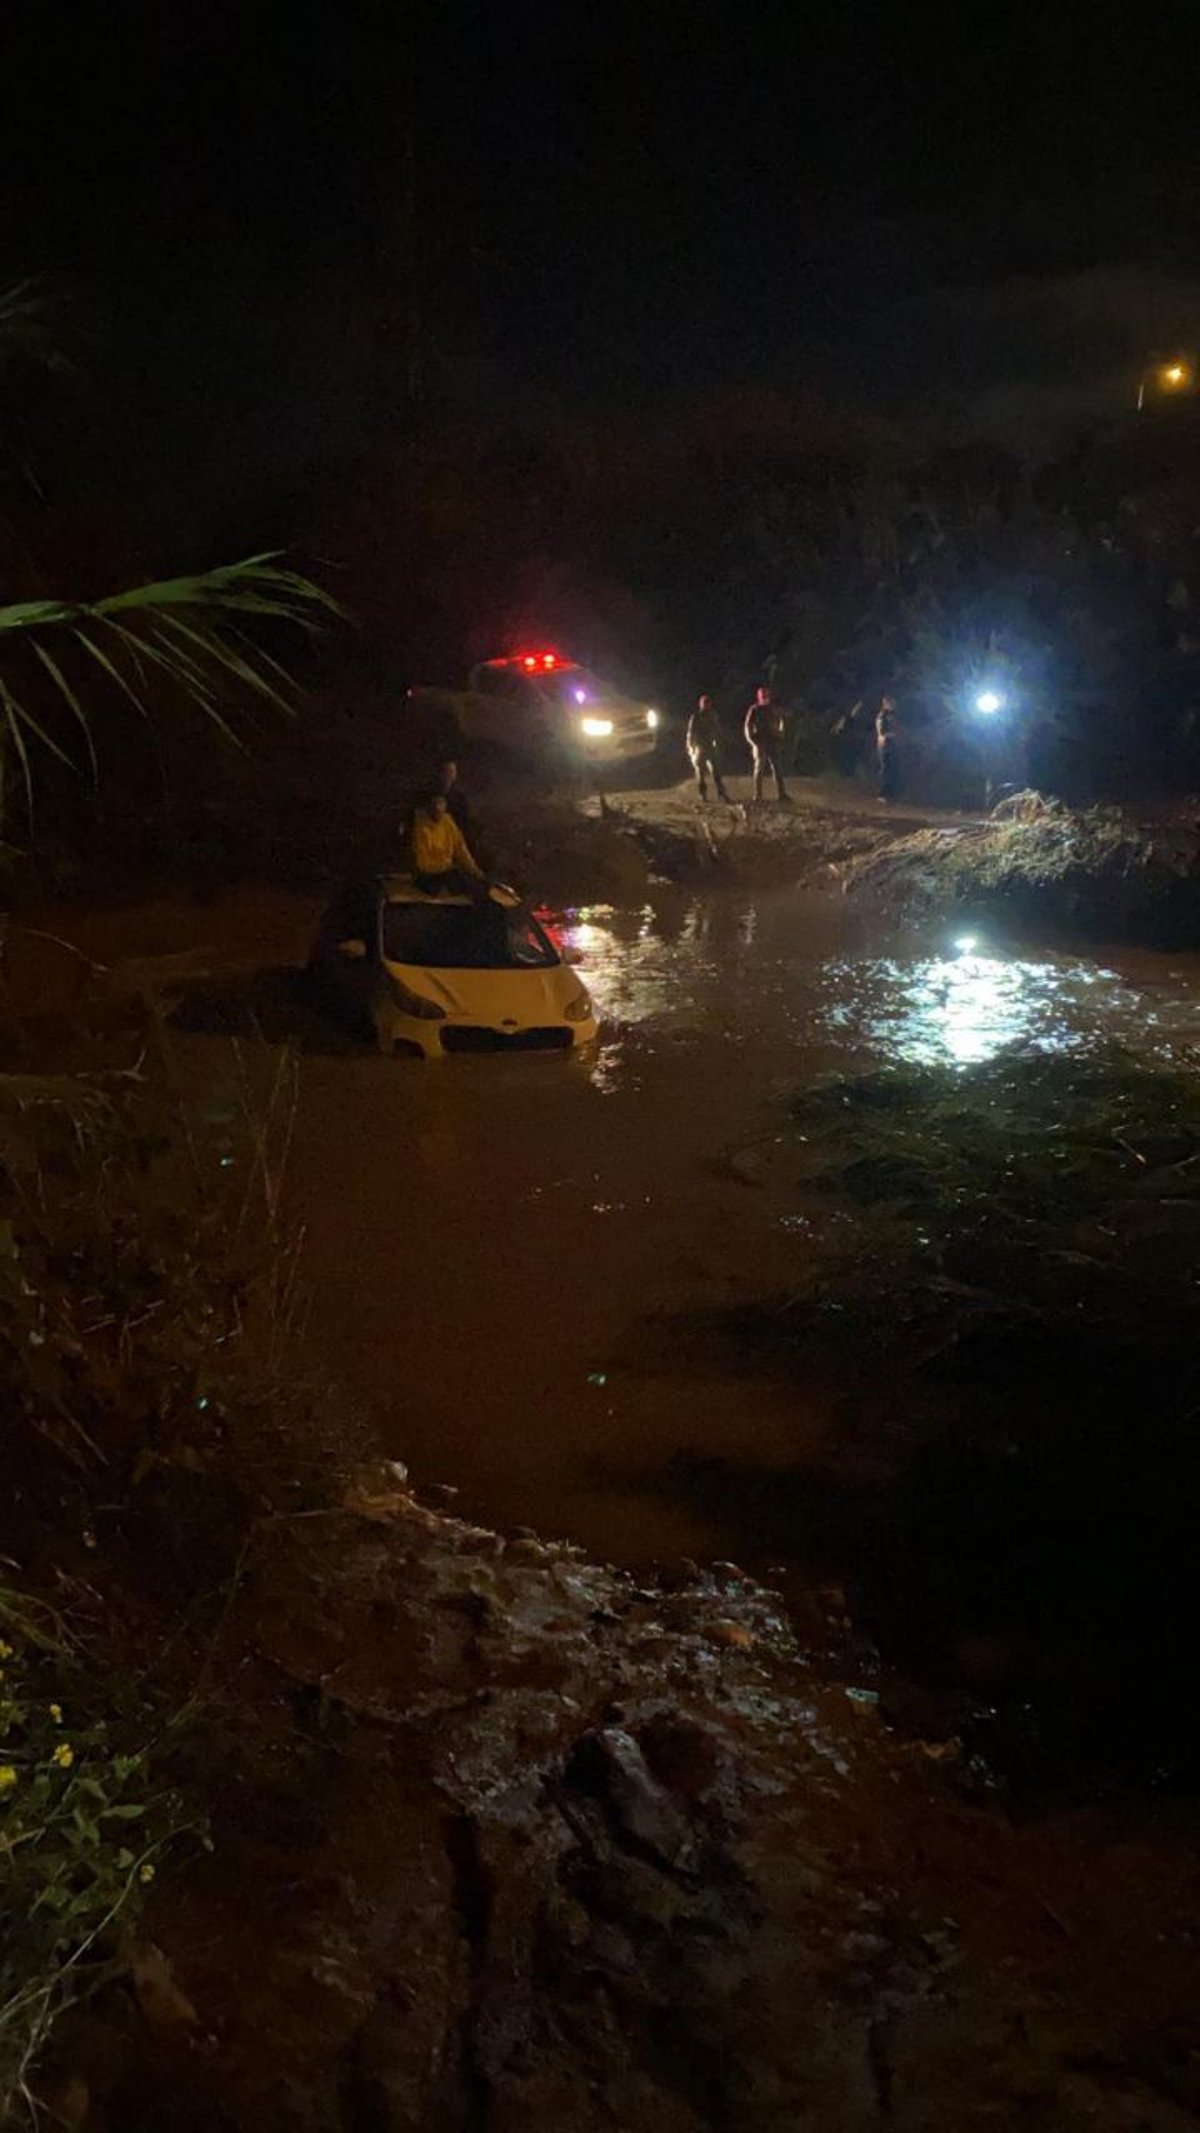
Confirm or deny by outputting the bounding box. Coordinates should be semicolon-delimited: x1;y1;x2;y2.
13;760;1200;958
836;792;1200;946
6;1052;1200;2129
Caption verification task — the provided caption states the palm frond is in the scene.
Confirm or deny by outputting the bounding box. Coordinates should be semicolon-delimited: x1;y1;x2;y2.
0;554;345;810
0;278;74;376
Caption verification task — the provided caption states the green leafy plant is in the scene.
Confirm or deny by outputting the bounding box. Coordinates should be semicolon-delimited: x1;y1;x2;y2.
0;551;342;819
0;1593;172;2120
0;278;344;824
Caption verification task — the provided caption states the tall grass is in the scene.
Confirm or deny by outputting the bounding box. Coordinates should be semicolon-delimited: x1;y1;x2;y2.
0;1017;344;2113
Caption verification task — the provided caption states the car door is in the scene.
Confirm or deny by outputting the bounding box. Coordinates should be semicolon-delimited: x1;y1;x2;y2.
461;667;558;757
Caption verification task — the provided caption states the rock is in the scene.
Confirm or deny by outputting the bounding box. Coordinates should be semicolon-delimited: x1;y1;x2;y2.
709;1620;757;1651
128;1940;199;2028
574;1727;698;1871
638;1714;727;1806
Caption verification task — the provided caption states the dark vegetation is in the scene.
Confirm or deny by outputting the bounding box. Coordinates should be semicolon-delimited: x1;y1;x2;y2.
0;1031;354;2117
686;1049;1200;1793
17;385;1200;893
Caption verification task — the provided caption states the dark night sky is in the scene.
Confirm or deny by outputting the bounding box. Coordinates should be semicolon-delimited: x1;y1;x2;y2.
2;0;1200;533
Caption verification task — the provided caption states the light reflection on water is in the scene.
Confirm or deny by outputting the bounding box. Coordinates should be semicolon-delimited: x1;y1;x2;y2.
820;951;1146;1068
559;896;1200;1074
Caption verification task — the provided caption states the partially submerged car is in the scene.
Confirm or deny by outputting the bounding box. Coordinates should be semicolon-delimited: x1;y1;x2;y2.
315;875;598;1058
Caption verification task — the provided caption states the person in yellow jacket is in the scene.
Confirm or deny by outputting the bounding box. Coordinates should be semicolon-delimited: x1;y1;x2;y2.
410;790;487;894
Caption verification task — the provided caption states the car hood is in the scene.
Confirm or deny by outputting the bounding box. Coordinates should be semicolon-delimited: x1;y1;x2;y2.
384;958;588;1026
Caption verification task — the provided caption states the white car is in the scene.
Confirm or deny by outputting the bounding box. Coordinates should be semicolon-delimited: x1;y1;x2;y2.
318;876;598;1058
409;650;661;767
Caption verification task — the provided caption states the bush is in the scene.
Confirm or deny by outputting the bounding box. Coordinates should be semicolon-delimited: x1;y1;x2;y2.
0;1591;170;2120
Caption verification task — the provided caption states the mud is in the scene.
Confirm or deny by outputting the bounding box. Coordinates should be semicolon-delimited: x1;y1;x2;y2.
61;1490;1200;2132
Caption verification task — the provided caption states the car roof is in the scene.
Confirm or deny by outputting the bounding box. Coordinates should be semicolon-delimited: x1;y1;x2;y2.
379;873;470;907
377;873;521;911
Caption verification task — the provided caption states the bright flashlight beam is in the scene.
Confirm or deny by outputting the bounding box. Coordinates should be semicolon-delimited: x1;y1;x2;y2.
975;690;1003;715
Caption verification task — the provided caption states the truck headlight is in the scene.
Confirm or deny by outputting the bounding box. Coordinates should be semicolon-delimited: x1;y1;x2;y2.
580;717;614;739
645;708;660;730
564;990;593;1022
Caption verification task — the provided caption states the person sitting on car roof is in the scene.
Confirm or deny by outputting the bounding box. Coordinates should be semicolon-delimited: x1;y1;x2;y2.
409;788;487;895
402;756;482;856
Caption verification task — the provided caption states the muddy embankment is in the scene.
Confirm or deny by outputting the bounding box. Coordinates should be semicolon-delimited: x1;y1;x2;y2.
483;788;885;907
837;793;1200;947
25;1384;1200;2132
93;1491;1200;2132
480;785;1200;950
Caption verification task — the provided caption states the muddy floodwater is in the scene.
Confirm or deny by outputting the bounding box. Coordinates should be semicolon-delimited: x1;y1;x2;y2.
279;887;1200;1566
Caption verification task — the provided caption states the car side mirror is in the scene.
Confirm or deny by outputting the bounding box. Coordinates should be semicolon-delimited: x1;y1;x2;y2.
337;938;367;960
562;949;583;966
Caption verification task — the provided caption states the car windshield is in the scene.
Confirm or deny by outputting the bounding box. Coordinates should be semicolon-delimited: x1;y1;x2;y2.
382;901;560;970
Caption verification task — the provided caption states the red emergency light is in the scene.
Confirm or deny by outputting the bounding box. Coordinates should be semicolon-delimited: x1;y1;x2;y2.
483;649;575;675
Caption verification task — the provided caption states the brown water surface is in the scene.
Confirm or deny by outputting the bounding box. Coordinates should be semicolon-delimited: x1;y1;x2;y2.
280;887;1200;1563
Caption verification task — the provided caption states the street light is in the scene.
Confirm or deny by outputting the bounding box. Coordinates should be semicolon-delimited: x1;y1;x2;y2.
1137;357;1195;411
974;688;1005;716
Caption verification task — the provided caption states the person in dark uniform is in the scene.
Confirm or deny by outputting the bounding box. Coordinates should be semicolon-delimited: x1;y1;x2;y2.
875;695;901;801
744;685;789;802
436;759;481;846
686;694;730;801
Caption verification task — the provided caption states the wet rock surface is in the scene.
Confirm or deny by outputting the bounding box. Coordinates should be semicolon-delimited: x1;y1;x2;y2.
57;1488;1200;2131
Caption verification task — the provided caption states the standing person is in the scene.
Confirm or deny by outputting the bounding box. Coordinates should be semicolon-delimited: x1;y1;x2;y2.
686;693;730;802
435;758;483;850
875;695;901;801
744;685;789;803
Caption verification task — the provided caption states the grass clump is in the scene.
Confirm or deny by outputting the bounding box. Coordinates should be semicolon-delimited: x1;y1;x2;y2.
0;1029;367;2111
840;797;1200;944
0;1592;172;2121
792;1046;1200;1271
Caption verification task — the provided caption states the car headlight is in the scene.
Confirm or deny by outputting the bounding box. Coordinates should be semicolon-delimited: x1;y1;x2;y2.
645;708;660;730
388;974;446;1019
580;717;614;739
564;990;593;1023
